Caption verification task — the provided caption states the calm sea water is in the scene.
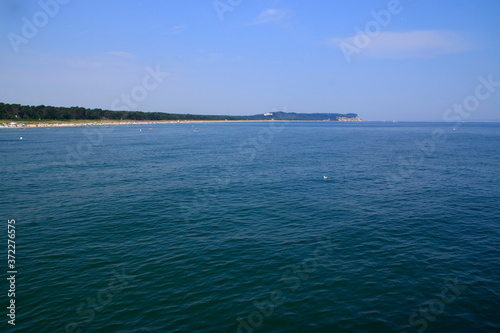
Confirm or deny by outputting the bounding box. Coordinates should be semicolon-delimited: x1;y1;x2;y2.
1;122;499;333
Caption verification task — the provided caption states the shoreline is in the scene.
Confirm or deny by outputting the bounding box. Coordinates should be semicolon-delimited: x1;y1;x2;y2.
0;118;363;129
0;120;266;129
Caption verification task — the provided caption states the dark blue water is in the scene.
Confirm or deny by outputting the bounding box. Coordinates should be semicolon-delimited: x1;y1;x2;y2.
1;122;499;332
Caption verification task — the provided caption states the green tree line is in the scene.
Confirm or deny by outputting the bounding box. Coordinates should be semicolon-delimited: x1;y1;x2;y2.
0;103;243;121
0;103;359;121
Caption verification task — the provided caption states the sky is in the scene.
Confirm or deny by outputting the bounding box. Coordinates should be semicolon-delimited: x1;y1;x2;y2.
1;0;500;121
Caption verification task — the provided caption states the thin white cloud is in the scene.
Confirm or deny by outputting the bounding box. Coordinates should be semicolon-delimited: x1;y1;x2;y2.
164;25;188;35
194;52;223;64
333;30;473;60
253;8;290;25
107;51;137;59
63;58;103;68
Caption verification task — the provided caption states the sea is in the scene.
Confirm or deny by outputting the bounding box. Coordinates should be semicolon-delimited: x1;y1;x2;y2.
1;121;499;333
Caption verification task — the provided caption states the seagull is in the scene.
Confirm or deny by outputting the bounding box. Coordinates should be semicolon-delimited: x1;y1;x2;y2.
323;176;329;180
19;137;23;140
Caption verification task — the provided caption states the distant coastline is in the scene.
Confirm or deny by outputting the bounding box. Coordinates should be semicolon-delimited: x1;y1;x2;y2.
0;102;362;127
1;118;362;129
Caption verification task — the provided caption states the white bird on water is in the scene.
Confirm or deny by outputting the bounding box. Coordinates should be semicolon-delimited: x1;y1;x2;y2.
323;176;329;180
19;137;23;140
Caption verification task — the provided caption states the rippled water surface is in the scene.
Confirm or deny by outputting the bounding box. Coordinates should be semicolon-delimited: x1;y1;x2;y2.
1;122;499;332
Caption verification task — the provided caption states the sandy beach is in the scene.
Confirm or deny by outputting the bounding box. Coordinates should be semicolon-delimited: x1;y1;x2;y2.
0;119;235;129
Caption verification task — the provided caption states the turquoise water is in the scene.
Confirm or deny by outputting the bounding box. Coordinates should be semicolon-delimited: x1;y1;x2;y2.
1;122;499;332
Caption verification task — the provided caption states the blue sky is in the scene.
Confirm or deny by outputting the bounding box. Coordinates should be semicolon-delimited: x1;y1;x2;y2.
1;0;499;121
